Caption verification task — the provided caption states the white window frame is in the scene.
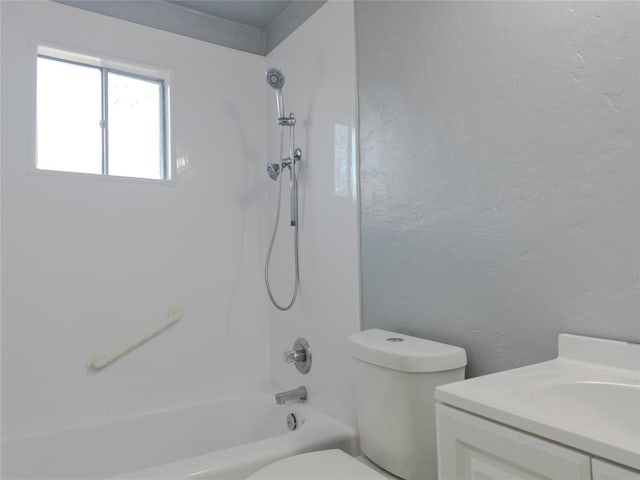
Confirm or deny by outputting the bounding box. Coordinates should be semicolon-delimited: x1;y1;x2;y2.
35;45;173;182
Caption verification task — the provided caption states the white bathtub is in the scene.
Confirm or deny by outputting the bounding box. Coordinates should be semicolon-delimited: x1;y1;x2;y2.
1;393;357;479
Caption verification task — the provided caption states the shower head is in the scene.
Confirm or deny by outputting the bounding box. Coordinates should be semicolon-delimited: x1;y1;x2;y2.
265;68;285;90
266;162;280;181
265;68;285;120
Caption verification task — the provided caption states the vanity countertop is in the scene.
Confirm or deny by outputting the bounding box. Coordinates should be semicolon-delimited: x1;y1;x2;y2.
436;334;640;470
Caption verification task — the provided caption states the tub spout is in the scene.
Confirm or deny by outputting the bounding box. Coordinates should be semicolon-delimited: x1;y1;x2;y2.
275;386;307;405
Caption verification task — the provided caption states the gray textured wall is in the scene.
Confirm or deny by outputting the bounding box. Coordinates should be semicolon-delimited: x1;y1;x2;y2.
357;1;639;377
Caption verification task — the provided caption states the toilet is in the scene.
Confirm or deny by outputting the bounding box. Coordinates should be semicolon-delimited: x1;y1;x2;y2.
248;329;467;480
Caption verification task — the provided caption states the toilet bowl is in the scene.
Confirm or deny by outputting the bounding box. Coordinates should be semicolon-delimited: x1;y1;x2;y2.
248;329;467;480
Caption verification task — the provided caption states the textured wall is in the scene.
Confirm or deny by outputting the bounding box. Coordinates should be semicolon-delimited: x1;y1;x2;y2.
357;1;639;376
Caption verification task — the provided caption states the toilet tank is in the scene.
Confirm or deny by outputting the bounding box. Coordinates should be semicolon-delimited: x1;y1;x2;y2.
348;329;467;480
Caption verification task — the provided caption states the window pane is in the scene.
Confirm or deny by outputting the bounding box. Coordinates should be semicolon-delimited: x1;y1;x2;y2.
107;72;163;179
37;57;103;174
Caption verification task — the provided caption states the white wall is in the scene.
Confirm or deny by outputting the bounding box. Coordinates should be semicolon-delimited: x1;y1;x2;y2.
357;1;639;376
264;1;360;426
1;1;269;435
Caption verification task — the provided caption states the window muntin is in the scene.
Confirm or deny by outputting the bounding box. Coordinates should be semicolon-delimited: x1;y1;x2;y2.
36;54;168;180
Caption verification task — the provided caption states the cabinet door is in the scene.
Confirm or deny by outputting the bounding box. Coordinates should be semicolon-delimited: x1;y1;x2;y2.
436;404;591;480
593;458;640;480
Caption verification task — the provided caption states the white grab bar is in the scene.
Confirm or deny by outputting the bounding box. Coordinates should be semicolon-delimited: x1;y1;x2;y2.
87;308;183;370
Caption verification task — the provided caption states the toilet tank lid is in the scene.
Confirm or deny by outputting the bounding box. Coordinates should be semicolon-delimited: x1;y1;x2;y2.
348;329;467;373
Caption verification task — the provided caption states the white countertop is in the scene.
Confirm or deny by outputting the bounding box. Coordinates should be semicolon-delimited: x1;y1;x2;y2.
436;334;640;470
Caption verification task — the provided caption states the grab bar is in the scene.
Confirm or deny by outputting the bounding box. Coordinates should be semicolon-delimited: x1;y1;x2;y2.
87;308;183;371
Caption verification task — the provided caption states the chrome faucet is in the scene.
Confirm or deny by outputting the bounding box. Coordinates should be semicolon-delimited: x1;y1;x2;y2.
275;386;307;405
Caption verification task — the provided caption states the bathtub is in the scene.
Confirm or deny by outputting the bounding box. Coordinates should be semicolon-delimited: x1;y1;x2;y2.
2;393;357;479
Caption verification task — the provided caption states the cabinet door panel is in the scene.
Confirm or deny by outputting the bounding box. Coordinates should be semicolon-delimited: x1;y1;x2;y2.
593;458;640;480
436;404;591;480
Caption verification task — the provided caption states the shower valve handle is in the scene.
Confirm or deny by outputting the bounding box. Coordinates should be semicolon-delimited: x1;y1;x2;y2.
283;349;305;363
282;338;312;374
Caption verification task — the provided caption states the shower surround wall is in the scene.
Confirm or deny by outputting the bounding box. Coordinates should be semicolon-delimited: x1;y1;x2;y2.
264;1;360;426
1;1;269;434
357;1;639;377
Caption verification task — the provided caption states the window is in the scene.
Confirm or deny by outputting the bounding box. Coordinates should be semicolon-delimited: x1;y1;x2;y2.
36;50;168;180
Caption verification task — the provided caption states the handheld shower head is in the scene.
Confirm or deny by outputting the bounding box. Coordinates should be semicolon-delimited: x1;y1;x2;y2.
266;68;285;90
265;67;285;120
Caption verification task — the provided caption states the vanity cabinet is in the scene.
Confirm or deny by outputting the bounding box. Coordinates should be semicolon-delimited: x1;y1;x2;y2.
435;334;640;480
436;404;592;480
436;405;640;480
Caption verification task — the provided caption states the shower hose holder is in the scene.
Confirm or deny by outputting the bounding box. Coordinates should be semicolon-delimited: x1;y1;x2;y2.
278;112;297;126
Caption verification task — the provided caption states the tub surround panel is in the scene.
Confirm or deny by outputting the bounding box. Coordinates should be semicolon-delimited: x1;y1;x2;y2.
1;1;269;435
264;1;360;426
357;1;640;377
3;394;356;479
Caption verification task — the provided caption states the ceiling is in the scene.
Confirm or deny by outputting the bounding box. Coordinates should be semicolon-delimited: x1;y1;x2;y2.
55;0;324;55
167;1;294;29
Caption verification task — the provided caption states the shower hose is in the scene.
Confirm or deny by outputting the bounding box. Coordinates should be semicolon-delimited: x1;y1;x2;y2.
265;124;299;311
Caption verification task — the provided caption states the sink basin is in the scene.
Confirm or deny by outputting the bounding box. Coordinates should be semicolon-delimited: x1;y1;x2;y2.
436;334;640;470
521;379;640;445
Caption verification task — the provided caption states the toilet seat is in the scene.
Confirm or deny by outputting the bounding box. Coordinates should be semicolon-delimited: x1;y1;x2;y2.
246;449;390;480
